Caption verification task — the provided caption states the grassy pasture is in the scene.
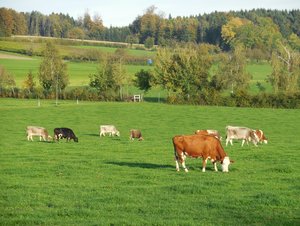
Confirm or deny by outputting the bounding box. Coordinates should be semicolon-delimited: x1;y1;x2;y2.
0;51;272;95
0;51;153;87
0;98;299;225
0;39;155;58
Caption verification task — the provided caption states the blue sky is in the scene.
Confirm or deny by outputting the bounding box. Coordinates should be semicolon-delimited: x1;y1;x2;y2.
1;0;299;27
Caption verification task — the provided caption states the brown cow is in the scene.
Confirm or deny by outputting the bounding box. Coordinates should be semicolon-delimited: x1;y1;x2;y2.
195;129;222;140
129;129;143;141
173;134;233;172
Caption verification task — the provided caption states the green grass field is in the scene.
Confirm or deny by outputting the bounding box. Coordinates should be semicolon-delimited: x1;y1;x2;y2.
0;51;153;87
0;98;299;225
0;50;272;95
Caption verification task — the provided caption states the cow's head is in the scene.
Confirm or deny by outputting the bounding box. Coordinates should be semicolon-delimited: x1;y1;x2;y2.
260;131;268;144
74;137;79;142
221;156;233;172
255;130;268;144
116;131;120;136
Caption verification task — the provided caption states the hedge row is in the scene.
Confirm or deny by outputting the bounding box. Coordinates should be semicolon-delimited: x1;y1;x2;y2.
1;87;299;109
167;90;300;108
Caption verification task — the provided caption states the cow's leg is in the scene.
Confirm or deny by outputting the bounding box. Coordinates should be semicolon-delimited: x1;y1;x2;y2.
175;157;180;171
213;161;218;172
226;138;229;146
179;153;188;172
241;139;245;147
202;159;207;172
182;161;188;172
246;139;249;146
253;141;258;147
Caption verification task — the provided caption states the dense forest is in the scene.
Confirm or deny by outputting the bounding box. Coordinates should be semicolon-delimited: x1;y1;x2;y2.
0;6;299;50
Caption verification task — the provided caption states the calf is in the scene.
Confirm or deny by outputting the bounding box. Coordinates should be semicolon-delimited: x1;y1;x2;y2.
99;125;120;137
195;129;222;140
26;126;51;141
129;129;143;141
225;126;259;147
173;134;233;172
54;128;78;142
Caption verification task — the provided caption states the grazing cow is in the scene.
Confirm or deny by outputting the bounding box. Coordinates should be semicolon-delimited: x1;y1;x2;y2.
129;129;143;141
54;128;78;142
252;129;268;144
225;126;259;147
99;125;120;137
195;129;222;140
26;126;51;141
173;134;233;173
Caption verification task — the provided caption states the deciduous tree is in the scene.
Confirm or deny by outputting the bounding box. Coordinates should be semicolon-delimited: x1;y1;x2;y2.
23;70;36;93
38;42;69;94
214;45;251;93
89;56;126;100
0;65;16;94
134;69;153;92
154;44;213;99
269;42;300;93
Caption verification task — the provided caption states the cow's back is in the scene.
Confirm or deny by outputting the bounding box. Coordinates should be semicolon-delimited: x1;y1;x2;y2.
27;126;47;135
183;135;223;157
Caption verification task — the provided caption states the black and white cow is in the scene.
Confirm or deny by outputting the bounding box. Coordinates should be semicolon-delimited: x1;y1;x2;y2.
54;128;78;142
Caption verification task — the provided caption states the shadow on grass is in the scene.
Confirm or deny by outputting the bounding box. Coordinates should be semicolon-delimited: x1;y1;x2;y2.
84;133;99;137
143;97;166;103
83;134;121;141
106;161;173;169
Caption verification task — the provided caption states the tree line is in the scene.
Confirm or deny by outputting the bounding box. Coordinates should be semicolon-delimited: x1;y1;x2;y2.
0;6;299;50
0;6;299;108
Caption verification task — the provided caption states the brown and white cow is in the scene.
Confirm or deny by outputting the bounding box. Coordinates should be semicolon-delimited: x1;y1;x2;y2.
26;126;51;141
195;129;222;140
173;134;233;173
129;129;143;141
225;126;259;147
252;129;268;144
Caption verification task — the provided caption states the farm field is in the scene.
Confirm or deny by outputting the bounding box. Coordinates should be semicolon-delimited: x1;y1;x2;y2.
0;51;272;94
0;51;153;87
0;98;299;225
0;38;155;58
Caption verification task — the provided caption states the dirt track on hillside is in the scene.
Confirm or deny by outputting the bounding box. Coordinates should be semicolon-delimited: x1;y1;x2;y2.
0;53;33;60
